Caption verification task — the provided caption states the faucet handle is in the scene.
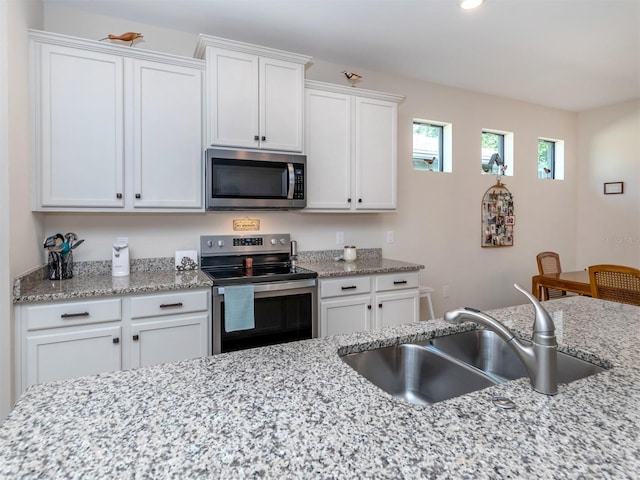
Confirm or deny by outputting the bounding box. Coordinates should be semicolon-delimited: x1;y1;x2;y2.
514;283;556;337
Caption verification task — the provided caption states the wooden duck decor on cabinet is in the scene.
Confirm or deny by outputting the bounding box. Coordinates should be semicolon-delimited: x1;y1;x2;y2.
481;177;514;247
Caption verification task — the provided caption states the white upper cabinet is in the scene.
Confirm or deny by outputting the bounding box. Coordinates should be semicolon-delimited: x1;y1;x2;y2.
195;35;311;152
132;60;203;209
36;43;125;208
304;81;404;212
30;30;205;212
305;89;352;210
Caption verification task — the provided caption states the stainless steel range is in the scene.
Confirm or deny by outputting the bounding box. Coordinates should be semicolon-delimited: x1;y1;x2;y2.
200;233;317;354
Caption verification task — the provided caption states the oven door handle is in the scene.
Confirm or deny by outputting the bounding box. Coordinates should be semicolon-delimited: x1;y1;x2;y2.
214;278;316;295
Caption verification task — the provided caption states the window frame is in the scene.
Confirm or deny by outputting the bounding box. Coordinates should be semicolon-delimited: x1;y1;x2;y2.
538;139;556;179
412;120;445;172
482;131;505;175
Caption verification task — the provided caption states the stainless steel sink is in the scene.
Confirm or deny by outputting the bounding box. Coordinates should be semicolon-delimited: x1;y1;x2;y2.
342;330;607;405
341;343;497;405
428;330;606;384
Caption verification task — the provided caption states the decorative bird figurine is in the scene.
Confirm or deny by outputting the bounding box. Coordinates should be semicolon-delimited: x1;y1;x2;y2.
424;157;436;170
99;32;143;46
342;70;362;87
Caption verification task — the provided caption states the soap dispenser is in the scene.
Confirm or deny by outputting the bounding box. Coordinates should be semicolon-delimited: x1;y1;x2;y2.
112;237;130;277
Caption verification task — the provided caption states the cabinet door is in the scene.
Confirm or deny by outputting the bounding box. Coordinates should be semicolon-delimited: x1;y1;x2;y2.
259;57;304;152
132;60;203;209
130;314;208;369
305;89;352;210
25;324;122;389
37;44;124;207
320;296;371;337
354;97;397;210
206;47;259;149
374;291;419;330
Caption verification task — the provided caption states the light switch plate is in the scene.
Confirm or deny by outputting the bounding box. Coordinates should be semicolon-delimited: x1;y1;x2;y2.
175;250;198;271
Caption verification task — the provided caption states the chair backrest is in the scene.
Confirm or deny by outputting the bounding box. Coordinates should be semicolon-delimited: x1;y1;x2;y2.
588;264;640;306
537;251;562;275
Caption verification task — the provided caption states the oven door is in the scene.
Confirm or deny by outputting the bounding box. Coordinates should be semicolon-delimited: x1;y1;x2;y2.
212;279;317;354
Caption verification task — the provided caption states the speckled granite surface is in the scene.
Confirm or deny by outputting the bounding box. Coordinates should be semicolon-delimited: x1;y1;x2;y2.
1;296;638;478
13;259;212;303
297;253;424;278
14;254;421;303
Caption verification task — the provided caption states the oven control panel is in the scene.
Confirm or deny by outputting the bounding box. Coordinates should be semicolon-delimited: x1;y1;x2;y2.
233;237;263;246
200;234;291;256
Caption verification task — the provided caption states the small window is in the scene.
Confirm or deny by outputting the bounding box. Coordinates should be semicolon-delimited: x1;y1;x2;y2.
538;139;555;179
482;131;505;174
413;121;444;172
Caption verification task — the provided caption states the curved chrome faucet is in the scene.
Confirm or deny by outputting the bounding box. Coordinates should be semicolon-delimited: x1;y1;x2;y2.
443;283;558;395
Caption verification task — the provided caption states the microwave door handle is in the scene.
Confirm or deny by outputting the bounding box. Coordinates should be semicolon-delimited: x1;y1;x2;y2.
287;163;295;199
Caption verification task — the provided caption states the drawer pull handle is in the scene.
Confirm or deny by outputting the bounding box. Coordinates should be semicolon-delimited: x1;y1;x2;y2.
341;286;357;290
113;337;120;344
60;312;90;319
367;305;372;310
393;280;408;285
378;303;383;308
160;302;183;309
133;335;139;341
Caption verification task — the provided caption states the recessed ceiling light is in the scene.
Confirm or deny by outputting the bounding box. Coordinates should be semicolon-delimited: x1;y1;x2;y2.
458;0;486;9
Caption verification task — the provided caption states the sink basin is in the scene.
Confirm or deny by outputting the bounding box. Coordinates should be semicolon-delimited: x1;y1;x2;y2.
342;330;607;405
341;343;497;405
428;330;607;384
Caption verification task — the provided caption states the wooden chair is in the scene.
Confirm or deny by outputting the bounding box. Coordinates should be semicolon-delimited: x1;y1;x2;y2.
536;251;566;300
588;264;640;306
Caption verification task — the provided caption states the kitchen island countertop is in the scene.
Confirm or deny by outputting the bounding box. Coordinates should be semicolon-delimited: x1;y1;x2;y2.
1;296;638;478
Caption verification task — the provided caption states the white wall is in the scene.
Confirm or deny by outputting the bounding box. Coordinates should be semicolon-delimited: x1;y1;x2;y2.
576;100;640;268
40;6;577;314
42;4;582;316
1;0;44;419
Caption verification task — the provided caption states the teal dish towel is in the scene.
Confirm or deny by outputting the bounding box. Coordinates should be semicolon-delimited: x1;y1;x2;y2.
224;285;255;332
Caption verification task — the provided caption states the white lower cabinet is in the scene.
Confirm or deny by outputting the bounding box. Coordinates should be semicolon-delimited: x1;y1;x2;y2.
130;315;208;368
15;289;210;398
25;324;122;388
321;295;372;337
319;272;419;337
128;290;209;369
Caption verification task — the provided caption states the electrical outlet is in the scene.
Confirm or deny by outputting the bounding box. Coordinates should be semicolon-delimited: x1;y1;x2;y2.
386;230;394;243
336;231;344;244
443;285;450;298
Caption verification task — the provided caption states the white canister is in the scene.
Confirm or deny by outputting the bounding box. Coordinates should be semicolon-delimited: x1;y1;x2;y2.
112;237;130;277
344;245;357;262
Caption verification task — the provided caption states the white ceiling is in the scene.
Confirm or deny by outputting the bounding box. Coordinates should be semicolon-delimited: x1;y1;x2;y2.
45;0;640;112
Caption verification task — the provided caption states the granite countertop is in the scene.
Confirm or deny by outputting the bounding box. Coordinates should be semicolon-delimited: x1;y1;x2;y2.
13;250;422;304
296;248;424;278
13;258;213;303
1;296;638;478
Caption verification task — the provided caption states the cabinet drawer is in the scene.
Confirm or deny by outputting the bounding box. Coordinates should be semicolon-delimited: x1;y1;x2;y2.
23;298;122;331
130;290;209;319
320;276;371;298
375;272;419;292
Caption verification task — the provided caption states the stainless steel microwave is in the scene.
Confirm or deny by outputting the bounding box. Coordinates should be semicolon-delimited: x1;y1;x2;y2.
205;149;306;210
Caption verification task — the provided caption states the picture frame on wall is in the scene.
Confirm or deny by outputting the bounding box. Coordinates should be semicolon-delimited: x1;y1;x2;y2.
481;178;514;248
604;182;624;195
